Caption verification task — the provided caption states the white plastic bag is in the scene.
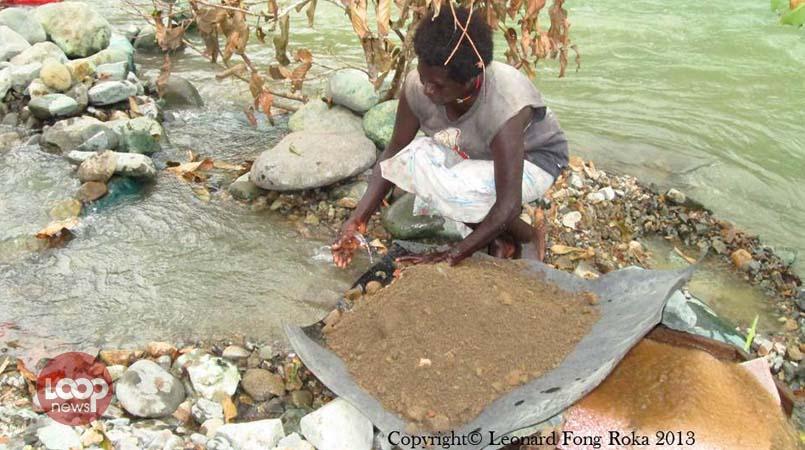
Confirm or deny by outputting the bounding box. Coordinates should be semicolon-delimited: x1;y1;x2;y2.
380;136;554;225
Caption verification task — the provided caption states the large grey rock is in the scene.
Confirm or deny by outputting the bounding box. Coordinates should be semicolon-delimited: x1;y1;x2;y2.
26;78;52;98
159;75;203;108
39;60;72;92
36;420;81;450
65;82;89;111
28;94;79;120
77;150;116;182
241;368;285;401
114;117;163;154
0;69;11;99
96;61;128;81
362;100;397;149
9;42;67;66
288;99;362;134
7;62;42;93
187;354;241;400
34;2;111;58
67;151;157;179
41;116;112;153
65;59;96;82
250;131;376;191
229;173;265;201
381;193;446;239
133;25;159;52
0;8;46;45
116;359;186;418
214;419;285;450
326;69;379;114
0;26;30;62
192;398;224;423
88;80;138;106
299;398;373;450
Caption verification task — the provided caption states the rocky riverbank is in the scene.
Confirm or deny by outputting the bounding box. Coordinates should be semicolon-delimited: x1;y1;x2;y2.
0;340;380;450
1;1;204;249
2;2;804;448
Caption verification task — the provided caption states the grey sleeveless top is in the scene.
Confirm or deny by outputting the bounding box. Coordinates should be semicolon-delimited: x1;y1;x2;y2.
404;61;568;178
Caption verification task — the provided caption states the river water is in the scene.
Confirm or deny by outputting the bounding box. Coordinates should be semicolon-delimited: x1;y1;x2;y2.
1;0;803;353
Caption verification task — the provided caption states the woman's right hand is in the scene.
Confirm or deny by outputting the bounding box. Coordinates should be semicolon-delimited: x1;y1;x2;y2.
331;218;367;268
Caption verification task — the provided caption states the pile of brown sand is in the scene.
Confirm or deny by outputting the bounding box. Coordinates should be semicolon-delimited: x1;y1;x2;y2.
563;339;800;449
326;258;599;432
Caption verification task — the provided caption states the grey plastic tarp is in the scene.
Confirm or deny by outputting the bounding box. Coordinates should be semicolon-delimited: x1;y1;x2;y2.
285;249;692;450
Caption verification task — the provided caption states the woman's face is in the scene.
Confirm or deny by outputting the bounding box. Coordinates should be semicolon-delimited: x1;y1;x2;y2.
417;63;474;106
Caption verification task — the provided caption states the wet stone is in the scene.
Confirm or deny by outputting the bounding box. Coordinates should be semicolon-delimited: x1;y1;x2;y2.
76;181;108;202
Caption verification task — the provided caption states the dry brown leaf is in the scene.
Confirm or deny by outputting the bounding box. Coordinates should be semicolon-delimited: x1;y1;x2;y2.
268;64;286;80
290;62;312;92
249;72;265;98
257;91;274;119
432;0;443;18
213;161;246;171
222;11;249;62
349;0;370;39
377;0;391;36
154;12;185;52
16;360;37;382
167;159;215;178
295;48;313;64
192;186;211;202
550;244;583;255
244;106;258;127
273;16;291;66
221;397;237;422
306;0;317;27
128;97;140;117
526;0;546;19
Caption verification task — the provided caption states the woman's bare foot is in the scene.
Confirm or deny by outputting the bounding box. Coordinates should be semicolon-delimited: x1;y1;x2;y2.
488;236;518;259
519;221;547;262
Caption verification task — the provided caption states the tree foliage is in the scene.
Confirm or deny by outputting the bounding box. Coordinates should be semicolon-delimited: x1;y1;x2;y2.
130;0;578;122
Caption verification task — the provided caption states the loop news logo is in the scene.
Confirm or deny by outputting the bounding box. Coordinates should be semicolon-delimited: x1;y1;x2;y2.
35;352;113;425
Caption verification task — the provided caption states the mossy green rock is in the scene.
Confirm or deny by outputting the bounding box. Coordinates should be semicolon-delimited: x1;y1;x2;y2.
116;117;164;155
381;193;446;239
362;100;397;149
34;2;111;58
326;69;379;114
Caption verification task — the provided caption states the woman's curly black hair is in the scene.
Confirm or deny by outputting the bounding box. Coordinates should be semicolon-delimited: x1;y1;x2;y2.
413;6;493;84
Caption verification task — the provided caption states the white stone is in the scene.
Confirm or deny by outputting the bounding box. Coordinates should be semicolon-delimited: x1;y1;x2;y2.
561;211;582;229
300;398;373;450
116;359;186;418
0;8;46;44
88;80;138;106
250;131;376;191
273;432;315;450
600;186;616;201
0;26;30;62
192;398;224;423
187;354;241;400
10;42;67;66
36;421;81;450
214;419;285;450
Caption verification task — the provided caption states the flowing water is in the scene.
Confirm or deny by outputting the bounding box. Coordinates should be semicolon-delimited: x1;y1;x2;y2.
1;0;803;353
